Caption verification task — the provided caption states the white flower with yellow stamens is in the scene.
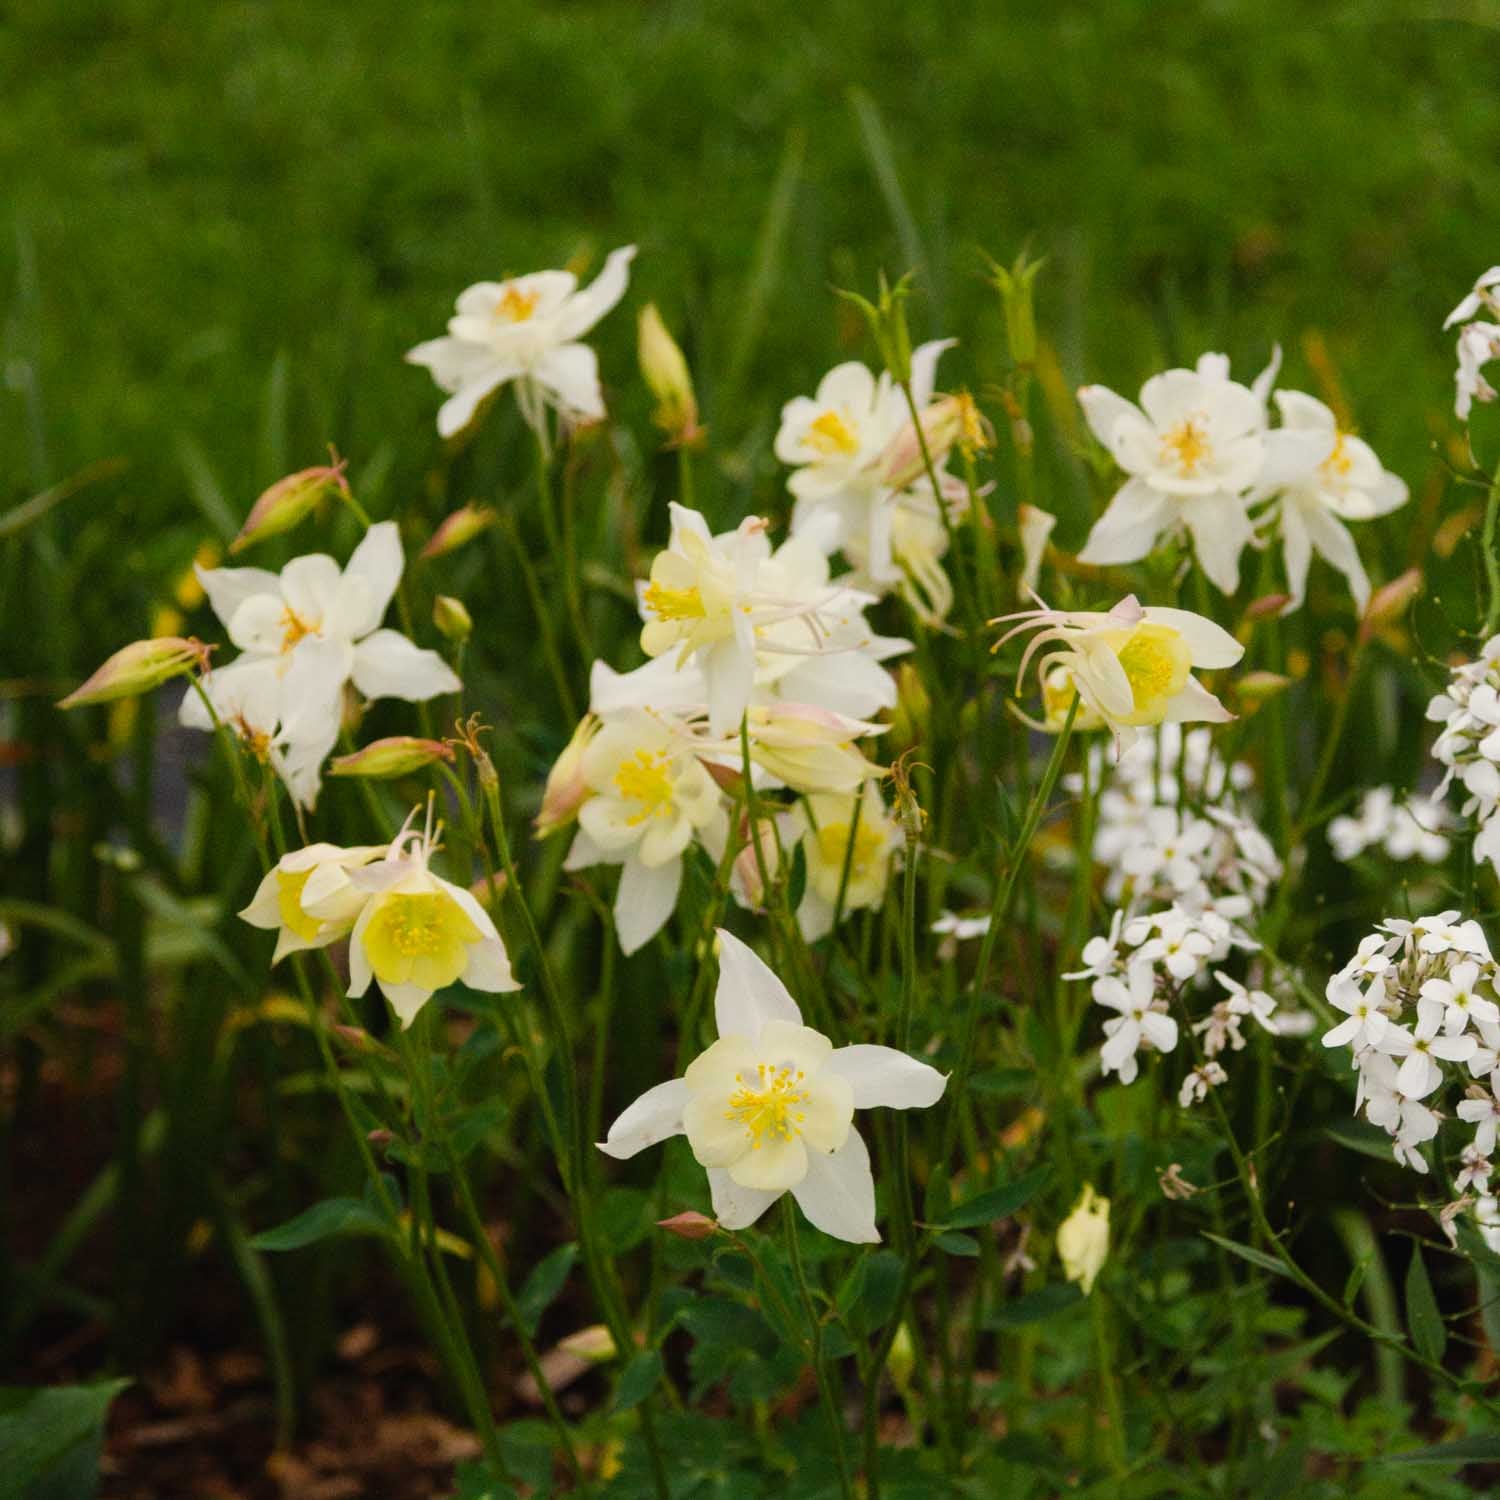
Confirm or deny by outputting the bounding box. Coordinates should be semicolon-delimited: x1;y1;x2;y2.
598;930;946;1240
788;782;902;941
240;842;388;963
994;593;1243;751
1076;352;1279;594
564;710;729;955
406;246;636;438
343;810;519;1028
180;523;459;809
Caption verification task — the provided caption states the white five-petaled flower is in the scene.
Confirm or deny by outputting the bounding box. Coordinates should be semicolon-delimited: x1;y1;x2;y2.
240;842;388;963
1420;961;1500;1036
406;246;636;437
1094;960;1179;1084
1459;1077;1500;1158
1384;1000;1477;1101
1321;974;1391;1051
344;809;520;1027
1075;352;1278;594
1445;269;1500;419
181;523;460;809
1252;391;1407;614
564;709;729;956
598;930;946;1241
994;593;1242;751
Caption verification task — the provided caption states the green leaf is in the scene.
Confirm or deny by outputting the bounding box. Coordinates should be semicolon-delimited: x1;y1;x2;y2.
785;839;808;913
1324;1119;1400;1164
984;1282;1083;1329
1404;1244;1446;1363
249;1197;391;1252
612;1350;663;1413
599;1186;653;1253
934;1231;981;1258
1342;1254;1370;1309
516;1242;578;1336
0;1379;129;1500
836;1250;904;1337
1200;1233;1289;1278
1379;1435;1500;1466
941;1167;1050;1229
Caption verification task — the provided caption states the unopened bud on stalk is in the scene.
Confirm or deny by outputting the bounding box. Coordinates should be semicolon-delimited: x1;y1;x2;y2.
837;270;915;385
420;502;497;561
330;736;454;779
534;715;600;837
888;1322;916;1391
230;460;350;554
1244;592;1293;620
1359;568;1422;644
733;815;783;911
558;1325;617;1363
59;637;212;709
1234;671;1293;709
656;1210;717;1241
432;594;472;643
638;304;702;447
987;248;1045;369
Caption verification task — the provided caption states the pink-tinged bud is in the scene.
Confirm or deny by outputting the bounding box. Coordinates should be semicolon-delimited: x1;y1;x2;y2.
59;637;212;709
557;1325;617;1363
534;716;599;838
638;304;703;447
1235;671;1294;707
733;816;782;910
1244;593;1292;620
334;1025;372;1051
877;395;966;490
330;736;454;779
366;1128;394;1147
230;461;349;554
420;503;498;561
1360;568;1423;644
467;871;508;911
431;594;472;643
656;1210;717;1241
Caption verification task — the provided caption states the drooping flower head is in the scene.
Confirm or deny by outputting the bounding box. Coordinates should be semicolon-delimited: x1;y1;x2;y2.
993;593;1243;750
598;930;946;1241
407;246;636;437
241;842;388;964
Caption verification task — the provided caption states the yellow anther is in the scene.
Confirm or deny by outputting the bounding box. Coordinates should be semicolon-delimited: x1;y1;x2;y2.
806;410;860;457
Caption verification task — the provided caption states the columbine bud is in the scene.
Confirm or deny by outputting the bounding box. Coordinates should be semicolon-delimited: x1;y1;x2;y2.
888;1322;916;1391
733;816;783;911
329;736;454;779
432;594;473;643
988;248;1045;369
656;1210;717;1241
877;395;966;490
420;503;497;561
1359;568;1423;644
557;1325;617;1363
1235;671;1293;709
230;460;349;554
1244;592;1292;620
838;270;914;384
1057;1184;1110;1295
59;637;210;709
638;304;702;447
743;703;882;797
534;715;600;838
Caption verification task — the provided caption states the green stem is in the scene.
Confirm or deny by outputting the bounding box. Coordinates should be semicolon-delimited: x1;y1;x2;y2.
1484;464;1500;636
536;423;592;666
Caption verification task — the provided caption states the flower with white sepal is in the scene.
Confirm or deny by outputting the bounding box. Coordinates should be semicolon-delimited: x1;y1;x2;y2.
598;930;946;1241
240;842;388;963
1094;960;1179;1085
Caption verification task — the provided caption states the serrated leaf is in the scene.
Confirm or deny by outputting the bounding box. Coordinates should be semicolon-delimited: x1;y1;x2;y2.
1405;1244;1446;1363
941;1166;1050;1229
516;1242;579;1337
1201;1232;1289;1278
249;1197;391;1252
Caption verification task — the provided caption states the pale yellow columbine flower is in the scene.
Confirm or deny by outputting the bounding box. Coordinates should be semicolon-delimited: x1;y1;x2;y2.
1057;1184;1110;1294
343;810;520;1027
714;703;884;798
993;593;1243;750
790;782;901;941
240;843;388;964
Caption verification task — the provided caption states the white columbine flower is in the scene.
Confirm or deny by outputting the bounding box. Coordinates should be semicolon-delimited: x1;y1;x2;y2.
343;811;519;1027
1075;353;1278;594
406;246;636;437
598;930;946;1241
240;842;388;963
564;709;729;955
1253;391;1407;614
994;594;1243;751
787;782;902;941
181;523;460;809
1057;1185;1110;1295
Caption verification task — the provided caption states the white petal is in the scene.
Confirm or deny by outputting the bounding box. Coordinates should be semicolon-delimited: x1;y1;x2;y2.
550;245;636;343
534;343;604;420
790;1128;879;1243
341;521;405;639
1138;607;1244;668
1076;479;1170;566
615;855;681;955
825;1045;947;1109
351;629;461;703
598;1077;691;1160
195;563;281;632
437;363;517;438
706;1168;782;1231
908;338;957;408
705;638;756;738
713;928;802;1039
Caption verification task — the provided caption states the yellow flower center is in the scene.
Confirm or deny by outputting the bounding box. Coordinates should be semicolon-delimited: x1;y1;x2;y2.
496;285;540;322
806;410;860;457
363;892;480;987
1114;624;1192;721
1321;432;1354;478
642;582;706;622
279;606;318;653
276;868;322;942
955;391;991;455
1160;417;1212;476
816;818;887;880
613;749;677;825
726;1062;808;1147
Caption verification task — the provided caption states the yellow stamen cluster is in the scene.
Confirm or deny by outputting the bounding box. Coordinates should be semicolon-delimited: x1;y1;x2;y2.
496;285;540;322
1160;417;1212;476
816;819;887;881
279;606;317;653
642;582;707;621
726;1062;808;1148
613;749;677;825
806;410;859;457
1322;432;1354;478
1113;624;1192;720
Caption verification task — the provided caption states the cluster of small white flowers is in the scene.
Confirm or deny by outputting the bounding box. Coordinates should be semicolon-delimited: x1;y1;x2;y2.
1327;785;1454;865
1068;727;1306;1101
1444;267;1500;421
1426;637;1500;873
1322;913;1500;1188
